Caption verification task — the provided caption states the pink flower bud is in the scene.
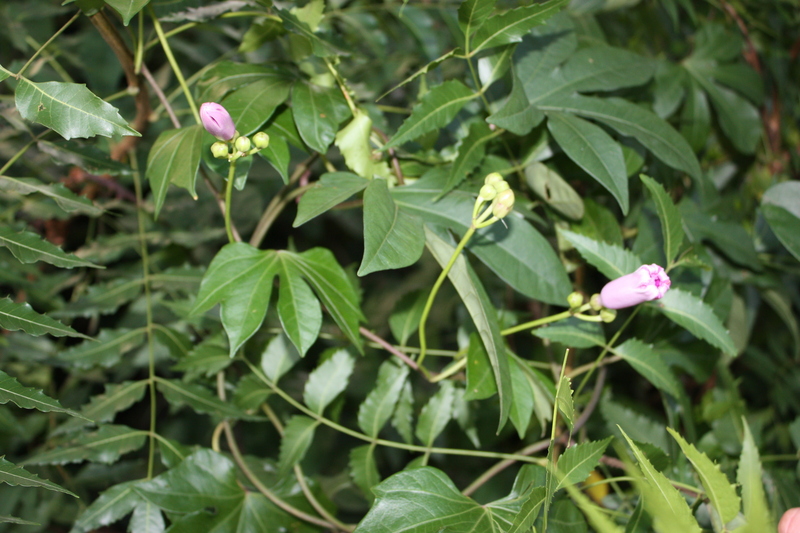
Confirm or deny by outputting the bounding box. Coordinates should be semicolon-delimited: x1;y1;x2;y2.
200;102;235;141
599;264;671;309
780;508;800;533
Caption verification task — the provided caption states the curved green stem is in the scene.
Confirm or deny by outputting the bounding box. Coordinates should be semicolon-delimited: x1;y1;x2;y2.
417;225;476;369
224;159;238;243
150;7;200;124
501;303;592;336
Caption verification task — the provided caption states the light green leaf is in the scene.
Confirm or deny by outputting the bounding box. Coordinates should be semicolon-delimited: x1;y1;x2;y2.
395;180;571;304
478;45;514;89
557;438;613;489
538;94;702;180
508;355;535;437
335;108;390;179
525;162;584;220
559;229;643;280
667;428;740;525
556;375;575;431
156;378;251;420
0;175;103;216
384;80;476;149
358;360;410;438
613;339;683;398
277;262;322;357
0;456;77;496
620;429;702;533
416;381;456;447
458;0;496;37
260;332;302;382
359;179;425;276
220;75;291;136
303;349;355;414
471;0;568;54
350;445;380;503
128;500;165;533
737;420;773;532
15;79;140;140
0;226;101;269
71;481;142;533
640;174;684;265
533;319;605;349
277;415;318;474
61;328;146;369
292;81;350;153
392;381;415;444
425;226;512;430
506;487;547;533
657;288;736;356
562;482;624;533
443;121;497;195
104;0;150;25
389;290;428;346
353;467;495;533
294;172;370;227
0;296;89;339
145;125;204;217
25;424;147;465
191;243;279;357
547;112;628;214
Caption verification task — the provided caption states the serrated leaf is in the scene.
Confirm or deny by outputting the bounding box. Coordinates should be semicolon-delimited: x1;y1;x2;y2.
657;288;736;356
61;328;146;369
156;378;251;420
613;339;683;398
556;375;574;431
55;278;142;318
392;381;414;444
71;481;142;533
620;428;702;533
26;424;147;465
640;174;684;265
547;111;628;214
303;349;354;414
292;81;350;153
0;370;84;420
384;80;476;149
261;332;302;382
232;374;271;411
538;94;701;180
471;0;568;54
277;264;322;357
395;179;571;305
0;515;38;525
667;428;740;525
737;420;773;532
294;172;370;227
0;456;77;496
0;226;101;269
0;297;89;339
277;415;318;474
359;178;425;276
533;319;605;348
15;79;140;140
104;0;150;25
560;229;643;280
55;380;148;435
335;108;390;179
191;243;279;357
416;381;456;447
556;438;612;490
171;334;232;379
358;360;410;438
145;125;204;217
128;500;165;533
388;290;427;346
506;486;547;533
0;175;104;216
442;121;497;195
350;444;380;503
425;226;512;430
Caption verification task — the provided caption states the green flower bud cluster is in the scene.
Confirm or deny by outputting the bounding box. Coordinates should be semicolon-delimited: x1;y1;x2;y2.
211;131;270;162
472;172;516;229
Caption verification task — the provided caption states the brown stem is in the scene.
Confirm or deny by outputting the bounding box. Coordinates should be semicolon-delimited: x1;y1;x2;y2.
359;326;419;371
88;10;149;160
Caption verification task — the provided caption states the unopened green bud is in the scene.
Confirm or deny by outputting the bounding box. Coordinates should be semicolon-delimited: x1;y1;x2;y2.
567;292;584;309
589;294;603;311
492;180;510;193
235;136;251;152
211;142;229;159
485;172;504;186
479;184;497;201
600;308;617;323
491;189;515;219
253;132;270;149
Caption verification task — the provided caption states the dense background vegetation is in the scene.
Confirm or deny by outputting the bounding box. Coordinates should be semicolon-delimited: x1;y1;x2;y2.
0;0;798;531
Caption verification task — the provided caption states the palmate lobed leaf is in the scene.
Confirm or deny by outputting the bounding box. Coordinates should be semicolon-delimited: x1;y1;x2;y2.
15;79;141;140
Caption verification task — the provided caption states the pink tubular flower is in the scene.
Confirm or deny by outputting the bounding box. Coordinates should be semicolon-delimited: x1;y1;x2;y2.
780;508;800;533
200;102;235;141
599;264;671;309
